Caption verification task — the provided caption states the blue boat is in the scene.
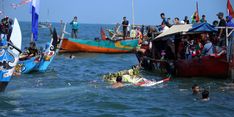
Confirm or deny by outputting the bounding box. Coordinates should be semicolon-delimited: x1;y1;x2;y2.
17;0;65;74
18;27;64;73
0;19;22;91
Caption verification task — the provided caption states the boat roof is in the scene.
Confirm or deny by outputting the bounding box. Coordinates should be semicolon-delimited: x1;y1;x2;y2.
155;24;192;40
154;23;218;40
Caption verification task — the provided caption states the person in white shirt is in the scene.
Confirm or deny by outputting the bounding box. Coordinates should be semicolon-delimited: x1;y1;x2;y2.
161;22;169;32
202;38;213;56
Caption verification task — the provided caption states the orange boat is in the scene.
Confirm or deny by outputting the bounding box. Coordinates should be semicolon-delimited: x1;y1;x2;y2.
60;38;139;53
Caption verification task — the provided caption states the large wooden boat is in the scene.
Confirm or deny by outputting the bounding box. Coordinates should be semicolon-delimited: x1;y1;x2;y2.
60;38;139;53
136;23;234;78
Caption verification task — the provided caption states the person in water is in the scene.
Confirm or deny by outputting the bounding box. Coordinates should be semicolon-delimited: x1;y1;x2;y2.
192;84;201;95
201;90;210;101
70;16;79;38
112;76;124;88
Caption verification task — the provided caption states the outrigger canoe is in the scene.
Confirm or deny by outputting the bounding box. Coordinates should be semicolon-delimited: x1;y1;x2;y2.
60;38;139;53
0;18;22;91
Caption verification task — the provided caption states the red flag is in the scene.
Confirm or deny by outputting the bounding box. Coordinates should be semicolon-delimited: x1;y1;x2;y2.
100;28;107;40
227;0;234;17
195;1;200;22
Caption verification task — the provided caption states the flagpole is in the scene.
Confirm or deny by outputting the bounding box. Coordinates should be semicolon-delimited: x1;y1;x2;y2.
132;0;135;28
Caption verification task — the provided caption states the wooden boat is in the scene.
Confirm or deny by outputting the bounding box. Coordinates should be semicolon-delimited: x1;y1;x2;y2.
60;38;139;53
0;18;22;91
17;0;66;74
136;23;234;78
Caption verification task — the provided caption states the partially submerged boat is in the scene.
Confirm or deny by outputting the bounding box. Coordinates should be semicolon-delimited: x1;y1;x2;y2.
136;23;234;78
0;18;22;91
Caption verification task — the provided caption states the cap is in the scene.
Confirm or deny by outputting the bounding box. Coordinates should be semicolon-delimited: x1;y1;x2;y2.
216;12;224;17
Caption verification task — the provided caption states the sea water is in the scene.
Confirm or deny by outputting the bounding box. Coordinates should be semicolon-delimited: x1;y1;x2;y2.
0;22;234;117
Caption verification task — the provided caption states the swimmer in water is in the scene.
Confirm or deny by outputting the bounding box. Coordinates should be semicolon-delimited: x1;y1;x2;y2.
112;76;124;88
192;84;201;95
201;90;209;101
69;54;75;59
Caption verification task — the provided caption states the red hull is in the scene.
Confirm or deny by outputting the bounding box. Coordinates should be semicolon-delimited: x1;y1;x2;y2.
175;55;229;78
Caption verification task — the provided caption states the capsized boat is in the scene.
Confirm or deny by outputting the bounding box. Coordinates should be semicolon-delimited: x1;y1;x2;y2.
0;18;22;91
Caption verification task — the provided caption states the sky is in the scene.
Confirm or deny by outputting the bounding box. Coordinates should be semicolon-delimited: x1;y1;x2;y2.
0;0;233;25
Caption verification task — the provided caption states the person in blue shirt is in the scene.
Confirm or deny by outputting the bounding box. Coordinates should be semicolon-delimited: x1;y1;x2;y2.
200;15;207;23
226;15;234;27
70;16;79;38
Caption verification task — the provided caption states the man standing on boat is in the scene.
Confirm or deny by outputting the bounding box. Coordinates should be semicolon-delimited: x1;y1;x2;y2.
70;16;79;38
122;17;129;40
160;13;171;27
216;12;226;46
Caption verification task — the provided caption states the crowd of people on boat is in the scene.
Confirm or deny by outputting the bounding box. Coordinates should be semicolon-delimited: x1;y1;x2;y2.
136;12;234;65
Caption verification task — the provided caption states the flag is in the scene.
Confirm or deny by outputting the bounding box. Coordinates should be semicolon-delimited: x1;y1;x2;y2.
227;0;234;17
11;0;32;9
100;27;107;40
191;1;200;23
31;0;39;41
195;1;200;22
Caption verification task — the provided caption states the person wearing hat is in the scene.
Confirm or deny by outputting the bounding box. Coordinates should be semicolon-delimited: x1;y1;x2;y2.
226;15;234;27
70;16;79;38
216;12;226;46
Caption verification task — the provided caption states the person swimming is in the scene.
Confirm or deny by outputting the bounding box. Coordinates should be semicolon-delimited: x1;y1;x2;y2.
201;90;209;101
112;76;124;88
192;84;201;95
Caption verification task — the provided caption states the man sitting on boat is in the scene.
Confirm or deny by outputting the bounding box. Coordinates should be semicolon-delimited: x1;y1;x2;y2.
19;42;39;60
202;35;214;56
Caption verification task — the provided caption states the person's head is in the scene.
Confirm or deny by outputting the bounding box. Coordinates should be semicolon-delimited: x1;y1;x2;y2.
30;42;36;48
184;16;188;20
123;17;127;21
202;15;206;19
74;16;77;21
217;12;224;19
116;76;122;83
202;90;209;99
226;15;233;22
192;84;200;94
174;17;180;24
167;18;171;21
213;20;219;26
160;13;165;19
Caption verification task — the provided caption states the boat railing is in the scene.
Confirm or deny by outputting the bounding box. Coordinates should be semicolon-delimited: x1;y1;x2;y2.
56;22;67;53
216;26;234;62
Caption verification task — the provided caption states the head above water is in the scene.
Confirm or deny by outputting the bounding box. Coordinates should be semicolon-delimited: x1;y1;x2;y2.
192;84;200;94
202;90;209;99
116;76;122;83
